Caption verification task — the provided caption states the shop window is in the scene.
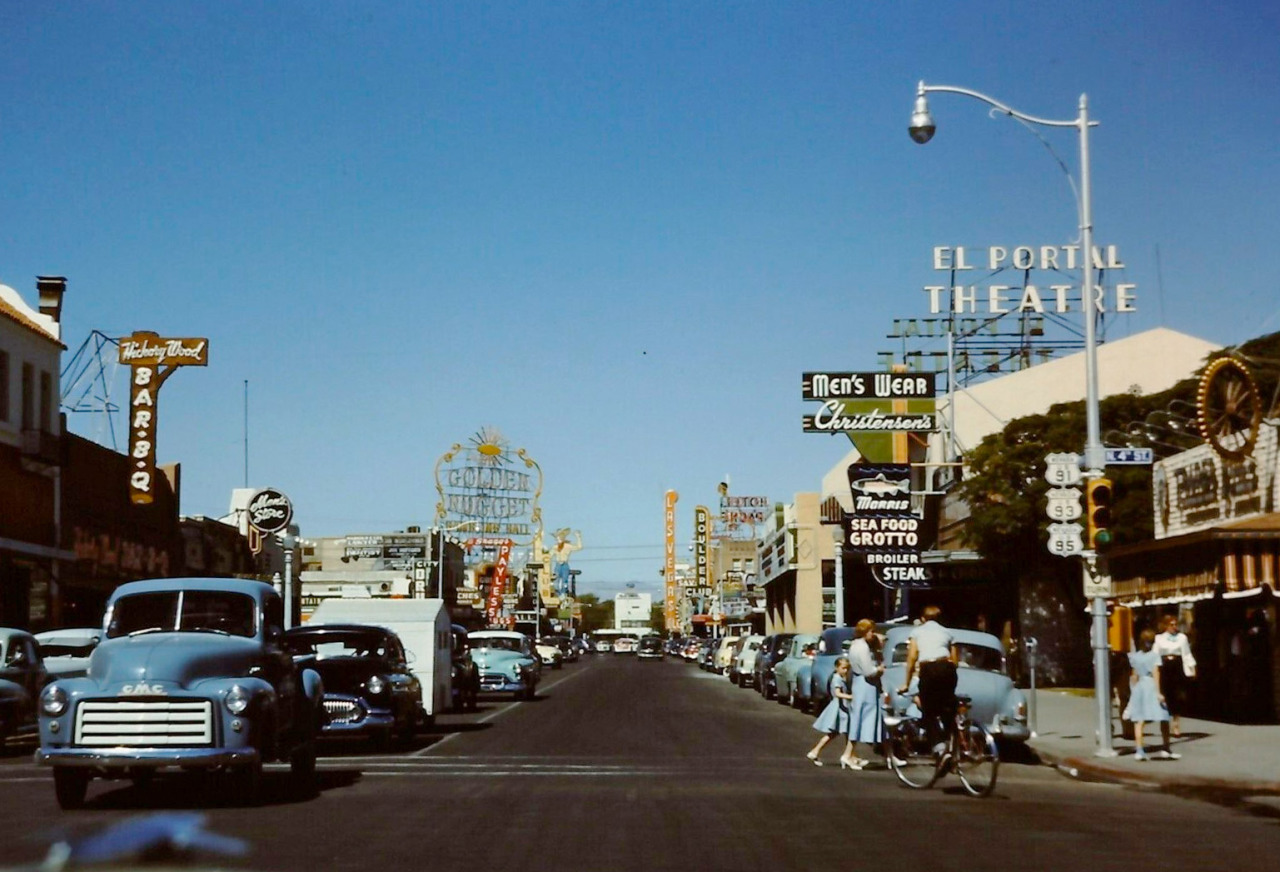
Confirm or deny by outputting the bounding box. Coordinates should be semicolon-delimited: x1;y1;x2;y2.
21;361;33;430
0;349;8;421
39;370;52;432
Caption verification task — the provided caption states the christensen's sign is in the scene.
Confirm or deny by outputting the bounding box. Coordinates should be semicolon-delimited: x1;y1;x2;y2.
803;406;935;433
118;332;209;505
802;372;937;434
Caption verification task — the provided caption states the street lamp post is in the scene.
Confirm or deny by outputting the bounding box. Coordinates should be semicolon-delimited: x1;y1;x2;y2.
432;520;481;599
909;81;1114;756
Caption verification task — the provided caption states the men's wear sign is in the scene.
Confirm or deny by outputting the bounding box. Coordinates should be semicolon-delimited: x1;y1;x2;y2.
119;332;209;505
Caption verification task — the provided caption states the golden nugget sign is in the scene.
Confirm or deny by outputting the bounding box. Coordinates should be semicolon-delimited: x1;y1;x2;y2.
434;428;543;544
925;245;1137;314
118;332;209;505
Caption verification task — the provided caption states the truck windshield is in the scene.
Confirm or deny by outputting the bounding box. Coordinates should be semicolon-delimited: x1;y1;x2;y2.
107;591;257;639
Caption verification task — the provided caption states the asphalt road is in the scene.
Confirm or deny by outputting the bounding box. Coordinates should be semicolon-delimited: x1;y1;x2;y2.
1;654;1277;870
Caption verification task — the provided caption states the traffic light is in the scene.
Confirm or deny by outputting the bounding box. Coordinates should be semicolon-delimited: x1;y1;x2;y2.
1086;477;1114;551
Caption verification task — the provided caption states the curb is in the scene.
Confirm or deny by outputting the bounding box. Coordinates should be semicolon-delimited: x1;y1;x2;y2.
1034;746;1280;794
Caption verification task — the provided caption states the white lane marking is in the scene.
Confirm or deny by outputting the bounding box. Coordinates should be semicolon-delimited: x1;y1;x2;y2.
412;663;595;757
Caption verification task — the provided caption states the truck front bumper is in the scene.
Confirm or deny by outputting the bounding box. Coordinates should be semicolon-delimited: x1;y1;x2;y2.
36;746;260;770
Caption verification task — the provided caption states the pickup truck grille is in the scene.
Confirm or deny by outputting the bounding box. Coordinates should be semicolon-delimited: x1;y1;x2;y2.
74;700;214;746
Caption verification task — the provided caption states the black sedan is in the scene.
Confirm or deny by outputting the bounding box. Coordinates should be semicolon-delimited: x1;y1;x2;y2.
285;624;423;748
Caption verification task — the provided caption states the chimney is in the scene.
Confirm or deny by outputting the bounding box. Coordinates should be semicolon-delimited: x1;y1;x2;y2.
36;276;66;325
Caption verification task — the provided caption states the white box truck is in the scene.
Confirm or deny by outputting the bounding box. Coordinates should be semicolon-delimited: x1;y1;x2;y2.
306;598;453;725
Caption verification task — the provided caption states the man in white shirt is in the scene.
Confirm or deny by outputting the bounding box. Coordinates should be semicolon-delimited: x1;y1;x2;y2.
899;605;959;754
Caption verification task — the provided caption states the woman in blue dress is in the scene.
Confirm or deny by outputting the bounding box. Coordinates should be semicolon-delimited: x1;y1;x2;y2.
1122;628;1180;761
842;619;885;770
806;657;853;766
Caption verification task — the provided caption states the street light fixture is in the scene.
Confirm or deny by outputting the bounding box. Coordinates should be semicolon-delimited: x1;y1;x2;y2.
908;80;1114;756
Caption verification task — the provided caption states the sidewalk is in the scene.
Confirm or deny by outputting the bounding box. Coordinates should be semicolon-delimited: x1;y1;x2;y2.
1025;689;1280;795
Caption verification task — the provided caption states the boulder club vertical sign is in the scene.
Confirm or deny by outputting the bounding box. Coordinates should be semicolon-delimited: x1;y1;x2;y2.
119;332;209;505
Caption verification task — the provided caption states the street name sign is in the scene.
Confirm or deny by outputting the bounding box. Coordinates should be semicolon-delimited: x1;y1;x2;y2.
1104;447;1155;465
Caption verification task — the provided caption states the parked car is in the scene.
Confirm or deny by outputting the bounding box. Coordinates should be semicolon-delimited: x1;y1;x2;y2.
306;597;453;727
594;638;613;653
773;634;819;711
753;633;796;700
535;639;565;669
36;578;324;809
450;625;480;712
469;630;540;700
712;636;740;674
34;628;101;680
285;623;423;748
881;626;1030;743
637;636;664;660
808;626;858;709
546;635;578;663
1;628;47;745
730;635;765;687
613;636;637;654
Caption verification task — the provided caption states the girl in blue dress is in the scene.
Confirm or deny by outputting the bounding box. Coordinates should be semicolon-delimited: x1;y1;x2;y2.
1122;629;1179;761
806;657;853;766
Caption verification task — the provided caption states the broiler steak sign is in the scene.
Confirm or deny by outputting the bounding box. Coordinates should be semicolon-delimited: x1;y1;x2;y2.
118;332;209;505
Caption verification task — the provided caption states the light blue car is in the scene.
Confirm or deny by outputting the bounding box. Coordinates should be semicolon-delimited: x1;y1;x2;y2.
36;578;325;809
807;626;858;711
469;630;541;700
772;634;818;712
880;626;1030;743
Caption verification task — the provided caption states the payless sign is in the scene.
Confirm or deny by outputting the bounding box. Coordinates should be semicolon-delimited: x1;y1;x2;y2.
118;332;209;505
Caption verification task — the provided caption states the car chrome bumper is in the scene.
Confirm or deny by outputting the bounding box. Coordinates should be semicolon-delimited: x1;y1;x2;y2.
36;746;259;769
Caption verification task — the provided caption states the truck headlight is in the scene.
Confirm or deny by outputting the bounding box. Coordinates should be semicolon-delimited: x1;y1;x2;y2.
367;675;386;695
41;685;68;717
225;685;250;714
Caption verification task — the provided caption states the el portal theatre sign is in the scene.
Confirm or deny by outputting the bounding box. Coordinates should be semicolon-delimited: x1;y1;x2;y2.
119;332;209;505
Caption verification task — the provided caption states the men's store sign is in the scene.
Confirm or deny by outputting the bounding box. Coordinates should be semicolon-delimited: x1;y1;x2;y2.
801;372;937;434
1152;423;1278;540
118;332;209;505
246;488;293;534
842;463;929;586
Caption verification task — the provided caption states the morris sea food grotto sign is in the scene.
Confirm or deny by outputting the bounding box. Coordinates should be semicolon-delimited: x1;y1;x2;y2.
841;462;929;586
118;332;209;505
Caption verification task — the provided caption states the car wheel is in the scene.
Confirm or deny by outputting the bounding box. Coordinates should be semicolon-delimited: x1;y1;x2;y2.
228;757;263;807
53;769;90;810
290;740;317;797
398;713;417;747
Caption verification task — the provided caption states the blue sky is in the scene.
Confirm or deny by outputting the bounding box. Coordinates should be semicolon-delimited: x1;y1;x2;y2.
3;2;1277;598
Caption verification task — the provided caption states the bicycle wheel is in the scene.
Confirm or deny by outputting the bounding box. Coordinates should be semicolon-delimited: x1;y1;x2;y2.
887;720;942;790
953;722;999;797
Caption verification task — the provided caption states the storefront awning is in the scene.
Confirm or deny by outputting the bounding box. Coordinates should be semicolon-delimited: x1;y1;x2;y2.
1108;513;1280;604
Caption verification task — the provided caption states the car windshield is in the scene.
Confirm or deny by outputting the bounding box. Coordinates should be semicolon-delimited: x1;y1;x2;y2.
474;637;522;652
287;630;389;659
888;641;1005;673
107;590;257;639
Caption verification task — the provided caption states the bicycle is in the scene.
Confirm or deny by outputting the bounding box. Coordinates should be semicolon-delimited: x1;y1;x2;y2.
884;693;1000;797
